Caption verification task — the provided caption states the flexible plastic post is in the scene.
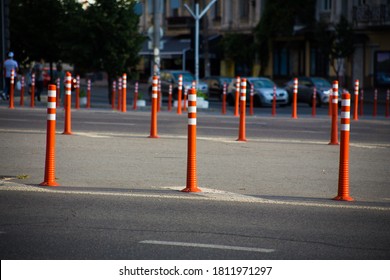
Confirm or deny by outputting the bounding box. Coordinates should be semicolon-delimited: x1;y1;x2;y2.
183;86;188;112
40;84;59;187
250;83;254;116
122;73;127;112
30;73;35;108
329;81;339;145
133;81;139;110
157;79;161;112
87;79;91;109
62;72;72;135
353;80;359;120
222;82;227;115
168;83;172;111
234;76;240;117
237;78;247;142
312;87;316;117
75;75;80;109
117;77;122;111
9;69;15;109
333;92;353;201
272;84;276;116
177;75;183;114
111;80;116;110
292;77;298;119
182;87;201;193
56;78;60;108
149;76;159;138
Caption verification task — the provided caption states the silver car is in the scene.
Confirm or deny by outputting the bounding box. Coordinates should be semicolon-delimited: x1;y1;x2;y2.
227;77;289;107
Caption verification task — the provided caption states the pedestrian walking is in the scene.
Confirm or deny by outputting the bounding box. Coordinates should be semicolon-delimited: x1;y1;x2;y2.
2;51;19;101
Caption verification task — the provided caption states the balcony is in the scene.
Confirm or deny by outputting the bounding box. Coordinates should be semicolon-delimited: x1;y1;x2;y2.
353;4;390;27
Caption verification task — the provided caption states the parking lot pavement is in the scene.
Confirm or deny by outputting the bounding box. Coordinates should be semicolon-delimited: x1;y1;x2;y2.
0;105;389;207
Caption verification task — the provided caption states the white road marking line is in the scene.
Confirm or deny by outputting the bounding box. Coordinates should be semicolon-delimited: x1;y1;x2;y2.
139;240;275;253
0;184;389;212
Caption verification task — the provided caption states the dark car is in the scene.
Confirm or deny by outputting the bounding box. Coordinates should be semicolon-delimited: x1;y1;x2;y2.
285;77;332;107
202;76;233;100
148;70;208;101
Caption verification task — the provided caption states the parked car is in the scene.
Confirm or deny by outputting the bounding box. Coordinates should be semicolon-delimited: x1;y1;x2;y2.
227;77;289;107
202;76;233;100
148;70;208;100
284;77;333;107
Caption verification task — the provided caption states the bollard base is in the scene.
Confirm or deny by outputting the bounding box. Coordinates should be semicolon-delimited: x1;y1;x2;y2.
181;187;202;193
148;135;160;139
39;181;59;187
62;132;73;135
333;195;354;202
236;138;247;142
328;142;339;145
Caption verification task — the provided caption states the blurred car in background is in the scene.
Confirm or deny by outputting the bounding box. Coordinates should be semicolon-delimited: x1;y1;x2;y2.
227;77;289;107
148;70;208;100
284;77;332;107
202;76;233;100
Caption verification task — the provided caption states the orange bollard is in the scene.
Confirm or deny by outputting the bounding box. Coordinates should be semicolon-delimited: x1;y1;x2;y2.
292;77;298;119
30;73;35;108
328;89;332;117
353;80;359;120
62;72;73;135
86;79;91;109
373;88;377;117
117;77;122;111
133;81;139;110
56;78;60;108
168;83;172;111
20;76;25;106
75;75;80;109
40;84;59;187
312;87;316;117
222;82;227;115
250;83;254;116
183;86;188;112
359;89;364;116
182;87;201;193
333;92;353;201
329;81;339;145
272;84;276;116
386;89;389;118
149;76;159;138
157;79;161;112
122;73;127;112
9;69;15;109
177;74;183;114
234;76;240;117
111;80;116;110
237;78;247;142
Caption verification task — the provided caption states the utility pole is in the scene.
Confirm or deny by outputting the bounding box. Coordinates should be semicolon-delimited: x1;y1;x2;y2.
153;0;162;77
184;0;217;88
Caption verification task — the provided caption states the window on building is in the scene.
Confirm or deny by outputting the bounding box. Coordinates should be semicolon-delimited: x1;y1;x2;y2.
170;0;180;17
240;0;250;19
211;0;221;21
323;0;332;10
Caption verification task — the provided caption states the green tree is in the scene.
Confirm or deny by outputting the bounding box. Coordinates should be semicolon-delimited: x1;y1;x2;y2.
254;0;316;75
84;0;145;97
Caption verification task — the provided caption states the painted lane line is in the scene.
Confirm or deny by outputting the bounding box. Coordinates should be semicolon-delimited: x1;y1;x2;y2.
139;240;275;253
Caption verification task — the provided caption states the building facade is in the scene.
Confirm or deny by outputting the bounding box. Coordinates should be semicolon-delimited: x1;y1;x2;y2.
137;0;390;88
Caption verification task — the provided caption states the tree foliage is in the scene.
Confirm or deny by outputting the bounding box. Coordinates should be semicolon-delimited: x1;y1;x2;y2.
254;0;316;75
9;0;144;82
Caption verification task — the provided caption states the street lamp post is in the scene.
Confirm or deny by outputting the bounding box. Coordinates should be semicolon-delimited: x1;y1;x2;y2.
184;0;217;88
